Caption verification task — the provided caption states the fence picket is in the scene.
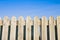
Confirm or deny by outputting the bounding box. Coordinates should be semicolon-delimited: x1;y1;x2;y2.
18;16;25;40
0;16;60;40
42;16;47;40
0;17;2;40
10;16;17;40
57;16;60;40
49;16;55;40
34;16;40;40
2;16;10;40
0;17;2;26
26;16;33;40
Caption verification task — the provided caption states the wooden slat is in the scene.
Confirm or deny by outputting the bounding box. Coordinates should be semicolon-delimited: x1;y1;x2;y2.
0;17;2;33
34;16;40;40
49;16;55;40
2;16;10;40
26;16;33;40
18;16;25;40
10;16;17;40
42;16;47;40
57;16;60;40
0;17;2;26
0;17;2;40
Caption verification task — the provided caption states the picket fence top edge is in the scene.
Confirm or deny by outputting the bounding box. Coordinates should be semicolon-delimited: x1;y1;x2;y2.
0;16;60;20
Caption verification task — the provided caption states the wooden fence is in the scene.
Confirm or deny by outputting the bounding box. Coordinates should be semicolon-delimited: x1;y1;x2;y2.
0;16;60;40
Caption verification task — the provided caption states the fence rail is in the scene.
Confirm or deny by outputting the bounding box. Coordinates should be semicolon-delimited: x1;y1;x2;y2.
0;16;60;40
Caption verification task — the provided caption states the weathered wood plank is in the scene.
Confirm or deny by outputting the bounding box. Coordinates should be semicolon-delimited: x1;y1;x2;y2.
0;17;2;34
18;16;25;40
34;16;40;40
26;16;33;40
10;16;17;40
2;16;10;40
57;16;60;40
0;17;2;40
42;16;48;40
49;16;55;40
0;17;2;26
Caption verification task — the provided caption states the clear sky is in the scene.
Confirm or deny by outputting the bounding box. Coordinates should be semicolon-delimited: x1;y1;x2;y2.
0;0;60;19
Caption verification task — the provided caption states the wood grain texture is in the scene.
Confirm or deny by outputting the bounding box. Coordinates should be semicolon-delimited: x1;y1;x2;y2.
0;17;2;26
2;16;10;40
49;16;55;40
34;16;40;40
18;16;25;40
0;16;60;40
26;16;33;40
10;16;17;40
0;17;2;39
57;16;60;40
42;16;48;40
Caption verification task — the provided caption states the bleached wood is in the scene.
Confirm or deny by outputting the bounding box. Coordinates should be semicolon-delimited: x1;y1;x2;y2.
1;16;60;40
0;17;2;26
26;16;33;40
0;17;2;40
18;16;25;40
34;16;40;40
0;17;2;36
10;16;17;40
49;16;55;40
42;16;47;40
57;16;60;40
2;16;10;40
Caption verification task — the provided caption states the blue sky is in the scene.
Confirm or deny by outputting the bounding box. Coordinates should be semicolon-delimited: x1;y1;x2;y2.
0;0;60;19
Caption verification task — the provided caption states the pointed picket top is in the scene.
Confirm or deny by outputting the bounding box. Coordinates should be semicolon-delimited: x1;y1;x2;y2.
2;16;10;40
42;16;48;25
34;16;40;40
57;16;60;24
11;16;16;21
49;16;54;19
18;16;25;40
49;16;55;40
0;17;2;26
26;16;33;40
26;16;33;25
57;16;60;40
49;16;54;23
3;16;10;26
11;16;17;25
10;16;17;40
49;16;54;25
57;16;60;26
34;16;40;26
18;16;25;25
42;16;47;40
